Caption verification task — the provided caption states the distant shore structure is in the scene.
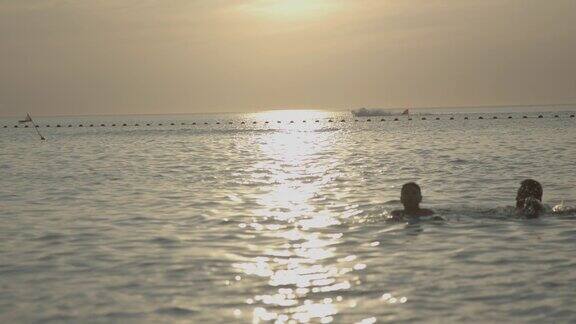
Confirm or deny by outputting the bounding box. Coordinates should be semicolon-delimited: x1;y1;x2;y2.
352;108;409;117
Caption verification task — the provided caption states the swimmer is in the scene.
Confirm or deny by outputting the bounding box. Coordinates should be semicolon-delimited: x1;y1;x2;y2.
515;179;544;218
515;179;575;217
391;182;434;218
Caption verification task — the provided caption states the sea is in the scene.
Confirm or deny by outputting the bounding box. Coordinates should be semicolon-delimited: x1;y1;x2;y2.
1;106;576;323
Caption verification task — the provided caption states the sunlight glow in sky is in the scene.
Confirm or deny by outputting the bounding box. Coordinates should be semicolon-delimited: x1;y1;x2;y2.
239;0;342;20
0;1;575;116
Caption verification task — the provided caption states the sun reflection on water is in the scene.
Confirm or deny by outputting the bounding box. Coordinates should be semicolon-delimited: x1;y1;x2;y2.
232;111;364;323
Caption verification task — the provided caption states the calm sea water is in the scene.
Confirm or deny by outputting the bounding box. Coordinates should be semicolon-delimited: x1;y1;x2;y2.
1;108;576;323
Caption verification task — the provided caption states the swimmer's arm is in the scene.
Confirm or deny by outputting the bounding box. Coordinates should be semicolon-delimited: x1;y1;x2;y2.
419;209;434;216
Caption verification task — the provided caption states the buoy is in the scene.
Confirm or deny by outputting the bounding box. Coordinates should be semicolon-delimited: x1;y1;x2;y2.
2;125;6;128
10;113;565;131
570;114;575;118
35;125;39;128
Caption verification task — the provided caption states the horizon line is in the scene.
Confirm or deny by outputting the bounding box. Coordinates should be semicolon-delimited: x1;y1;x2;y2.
1;102;575;119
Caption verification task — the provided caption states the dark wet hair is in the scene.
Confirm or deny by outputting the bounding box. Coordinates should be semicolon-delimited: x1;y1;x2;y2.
401;182;422;207
516;179;543;209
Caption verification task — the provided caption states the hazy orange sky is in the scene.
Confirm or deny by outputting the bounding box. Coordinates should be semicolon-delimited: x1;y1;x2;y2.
1;0;575;116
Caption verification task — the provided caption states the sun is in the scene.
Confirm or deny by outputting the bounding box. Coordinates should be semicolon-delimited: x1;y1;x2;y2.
239;0;341;20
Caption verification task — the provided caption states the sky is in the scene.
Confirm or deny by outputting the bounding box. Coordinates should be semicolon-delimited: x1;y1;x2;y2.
0;0;575;117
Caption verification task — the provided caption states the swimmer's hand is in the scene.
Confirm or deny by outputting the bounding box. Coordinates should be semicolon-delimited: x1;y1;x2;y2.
387;210;404;222
552;201;576;214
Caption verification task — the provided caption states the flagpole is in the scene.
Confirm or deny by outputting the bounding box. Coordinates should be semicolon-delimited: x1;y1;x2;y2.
27;113;45;140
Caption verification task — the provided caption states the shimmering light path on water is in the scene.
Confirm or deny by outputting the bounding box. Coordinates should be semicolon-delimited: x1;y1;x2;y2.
1;110;576;323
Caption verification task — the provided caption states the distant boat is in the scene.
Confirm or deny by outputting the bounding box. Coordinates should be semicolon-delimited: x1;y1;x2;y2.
351;108;409;117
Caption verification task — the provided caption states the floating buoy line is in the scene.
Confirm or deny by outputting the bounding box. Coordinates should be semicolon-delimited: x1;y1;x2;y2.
2;114;575;129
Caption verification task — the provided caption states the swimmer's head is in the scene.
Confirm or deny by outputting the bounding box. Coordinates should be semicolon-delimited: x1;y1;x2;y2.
516;179;543;209
401;182;422;209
